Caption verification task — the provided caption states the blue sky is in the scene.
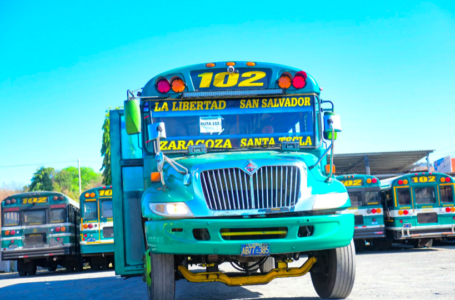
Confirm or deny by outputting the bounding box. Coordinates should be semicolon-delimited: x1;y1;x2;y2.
1;1;454;186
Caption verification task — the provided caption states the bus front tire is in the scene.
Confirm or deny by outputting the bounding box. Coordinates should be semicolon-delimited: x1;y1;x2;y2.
147;254;175;300
310;240;356;299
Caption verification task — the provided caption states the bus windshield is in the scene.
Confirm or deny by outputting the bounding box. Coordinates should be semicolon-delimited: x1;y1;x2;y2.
24;210;46;225
3;211;20;226
147;96;315;152
84;202;97;219
102;201;113;218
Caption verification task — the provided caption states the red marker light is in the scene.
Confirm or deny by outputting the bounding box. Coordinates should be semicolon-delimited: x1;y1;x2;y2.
10;230;15;235
55;227;61;232
88;224;93;229
292;71;307;89
446;177;451;182
398;180;403;185
403;210;409;215
11;198;16;204
372;208;377;214
84;234;87;238
11;240;14;244
400;220;403;223
57;238;60;241
156;79;171;93
446;207;451;213
372;178;377;183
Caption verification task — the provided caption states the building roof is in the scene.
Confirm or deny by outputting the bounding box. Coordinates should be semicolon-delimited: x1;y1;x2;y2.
332;150;434;175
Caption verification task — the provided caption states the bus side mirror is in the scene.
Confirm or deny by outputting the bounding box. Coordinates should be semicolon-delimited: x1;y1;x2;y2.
124;99;141;135
148;122;167;141
323;112;342;140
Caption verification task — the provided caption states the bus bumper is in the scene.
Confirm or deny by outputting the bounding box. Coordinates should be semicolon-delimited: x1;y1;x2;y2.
387;227;455;240
145;214;354;255
81;243;115;256
354;226;386;239
1;246;74;260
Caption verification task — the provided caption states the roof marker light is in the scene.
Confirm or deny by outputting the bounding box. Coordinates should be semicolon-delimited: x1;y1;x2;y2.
398;180;403;185
246;62;256;66
206;63;215;68
441;178;446;183
90;192;95;198
6;200;11;205
403;179;408;184
372;178;377;183
156;79;171;94
292;71;307;89
85;193;90;198
277;74;292;89
171;78;186;93
446;177;451;182
226;62;236;66
367;178;372;184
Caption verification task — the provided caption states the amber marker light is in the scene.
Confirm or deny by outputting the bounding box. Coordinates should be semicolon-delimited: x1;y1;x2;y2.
398;210;403;215
171;78;186;93
151;172;161;183
206;63;215;68
366;178;372;184
246;62;256;66
83;224;88;229
226;62;236;66
277;74;292;89
441;178;446;183
403;179;408;184
377;208;382;213
90;192;95;198
85;193;90;198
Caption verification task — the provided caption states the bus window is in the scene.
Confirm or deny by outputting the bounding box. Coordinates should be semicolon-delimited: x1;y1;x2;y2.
365;191;380;205
348;191;362;207
51;208;67;223
414;187;436;204
24;210;46;225
102;201;113;218
440;186;454;203
3;211;19;226
84;202;97;219
397;188;411;206
382;190;393;208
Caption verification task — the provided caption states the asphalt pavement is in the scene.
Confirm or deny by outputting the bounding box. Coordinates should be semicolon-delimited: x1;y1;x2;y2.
1;244;454;300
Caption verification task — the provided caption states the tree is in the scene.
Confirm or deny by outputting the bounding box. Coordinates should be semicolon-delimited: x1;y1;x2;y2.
100;111;111;185
54;166;102;199
29;167;55;191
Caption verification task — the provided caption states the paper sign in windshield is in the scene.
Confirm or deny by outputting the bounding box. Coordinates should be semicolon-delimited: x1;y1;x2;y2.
200;116;223;134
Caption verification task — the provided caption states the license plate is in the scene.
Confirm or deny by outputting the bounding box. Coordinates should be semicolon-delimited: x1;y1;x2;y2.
86;238;96;242
241;243;270;256
404;223;412;228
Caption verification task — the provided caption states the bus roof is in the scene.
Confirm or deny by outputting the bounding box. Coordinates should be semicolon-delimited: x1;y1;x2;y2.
380;172;454;189
2;191;79;209
79;186;112;202
140;61;321;99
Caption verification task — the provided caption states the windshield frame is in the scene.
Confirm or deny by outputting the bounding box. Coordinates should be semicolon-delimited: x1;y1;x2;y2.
142;93;322;154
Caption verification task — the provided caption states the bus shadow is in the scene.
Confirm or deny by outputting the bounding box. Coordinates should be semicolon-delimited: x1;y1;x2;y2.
0;274;321;300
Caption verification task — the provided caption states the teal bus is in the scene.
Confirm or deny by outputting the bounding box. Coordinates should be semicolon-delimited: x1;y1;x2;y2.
111;61;356;299
79;186;114;270
336;174;385;249
1;192;80;276
381;172;455;248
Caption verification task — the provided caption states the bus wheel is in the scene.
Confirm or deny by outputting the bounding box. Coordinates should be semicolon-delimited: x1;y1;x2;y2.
48;266;57;272
29;264;37;276
310;240;356;299
147;254;175;300
259;257;275;273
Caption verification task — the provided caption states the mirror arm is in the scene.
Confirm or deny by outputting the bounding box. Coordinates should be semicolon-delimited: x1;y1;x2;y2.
326;124;335;183
309;143;332;170
321;100;334;112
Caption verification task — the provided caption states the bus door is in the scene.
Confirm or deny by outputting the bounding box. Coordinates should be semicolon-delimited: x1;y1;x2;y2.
393;185;413;232
110;110;145;276
439;181;455;234
99;188;114;244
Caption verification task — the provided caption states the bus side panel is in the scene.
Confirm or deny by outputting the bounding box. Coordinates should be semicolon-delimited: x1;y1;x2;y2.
111;110;145;276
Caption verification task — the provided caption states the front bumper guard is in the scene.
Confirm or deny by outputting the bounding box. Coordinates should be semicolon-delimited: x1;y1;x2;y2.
178;257;317;286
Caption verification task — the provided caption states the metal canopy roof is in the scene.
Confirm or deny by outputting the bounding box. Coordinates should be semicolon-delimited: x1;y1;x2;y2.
332;150;434;175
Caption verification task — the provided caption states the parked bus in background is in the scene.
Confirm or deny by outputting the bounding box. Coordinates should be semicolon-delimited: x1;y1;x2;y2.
1;192;80;276
336;174;385;250
381;172;455;248
111;61;356;299
79;186;114;270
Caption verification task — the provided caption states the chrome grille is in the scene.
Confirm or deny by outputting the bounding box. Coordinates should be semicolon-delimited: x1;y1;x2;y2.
201;166;301;210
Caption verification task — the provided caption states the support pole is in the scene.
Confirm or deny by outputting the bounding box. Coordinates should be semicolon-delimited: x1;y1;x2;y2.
426;153;431;172
364;156;371;175
78;158;82;194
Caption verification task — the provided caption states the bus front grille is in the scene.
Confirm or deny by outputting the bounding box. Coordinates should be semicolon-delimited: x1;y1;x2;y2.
200;166;301;210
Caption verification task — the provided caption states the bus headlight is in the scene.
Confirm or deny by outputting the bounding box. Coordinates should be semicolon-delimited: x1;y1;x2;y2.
149;203;194;218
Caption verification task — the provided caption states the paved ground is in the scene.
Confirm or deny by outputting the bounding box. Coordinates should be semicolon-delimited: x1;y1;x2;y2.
1;244;455;300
